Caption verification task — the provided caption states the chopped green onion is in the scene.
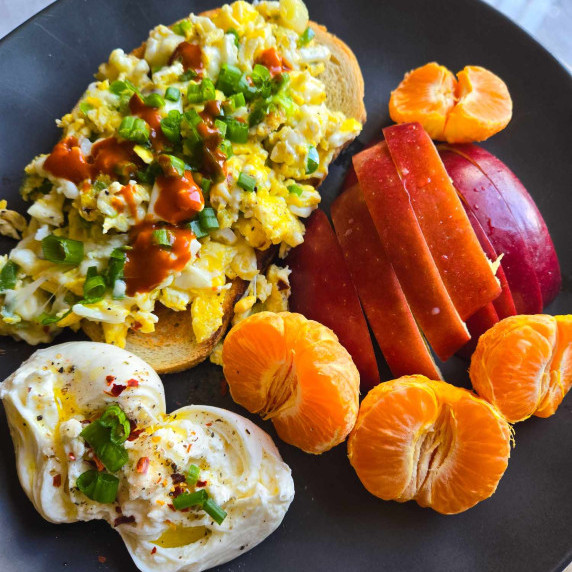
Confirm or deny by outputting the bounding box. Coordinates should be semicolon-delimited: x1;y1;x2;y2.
144;93;165;108
76;470;119;504
201;78;216;102
224;117;249;143
183;108;202;128
230;92;246;108
42;235;84;265
219;140;233;158
118;116;150;144
99;404;131;445
37;309;72;325
306;146;319;174
298;26;315;46
173;489;208;510
237;73;259;101
160;110;182;144
226;28;240;47
216;64;243;96
272;72;290;94
79;101;94;115
237;172;256;192
0;260;19;290
152;228;173;247
179;69;197;82
252;64;271;85
93;179;108;192
159;154;186;177
214;119;227;138
199;177;212;195
203;497;227;524
106;249;126;287
165;87;181;102
187;79;216;104
198;207;219;230
172;19;192;37
287;184;304;197
83;266;106;301
81;419;129;472
186;465;201;487
189;220;208;239
109;79;138;97
248;99;270;127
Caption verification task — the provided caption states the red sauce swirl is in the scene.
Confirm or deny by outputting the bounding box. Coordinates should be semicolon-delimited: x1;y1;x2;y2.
154;170;204;225
256;48;289;77
168;42;204;76
91;137;142;180
44;136;91;184
124;222;194;296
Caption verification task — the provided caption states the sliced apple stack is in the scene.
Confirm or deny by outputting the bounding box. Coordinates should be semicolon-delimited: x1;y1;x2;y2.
288;121;560;384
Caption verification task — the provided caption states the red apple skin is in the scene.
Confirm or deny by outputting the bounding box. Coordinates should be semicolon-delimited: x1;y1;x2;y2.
331;181;442;380
440;149;543;314
443;144;561;307
463;206;517;320
353;141;470;361
383;123;501;321
286;209;380;391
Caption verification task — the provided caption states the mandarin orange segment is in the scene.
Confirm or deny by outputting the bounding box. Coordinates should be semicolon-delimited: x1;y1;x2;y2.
470;315;572;422
222;312;360;454
348;376;511;514
389;62;457;140
389;62;512;143
443;66;512;143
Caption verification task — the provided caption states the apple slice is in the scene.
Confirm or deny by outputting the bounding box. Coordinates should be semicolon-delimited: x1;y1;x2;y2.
353;141;470;361
443;144;561;307
286;209;380;391
462;206;516;320
331;181;442;380
383;122;501;320
440;149;543;314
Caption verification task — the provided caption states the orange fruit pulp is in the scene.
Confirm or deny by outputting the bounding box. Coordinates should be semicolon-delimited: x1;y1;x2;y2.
470;314;572;423
348;375;511;514
222;312;361;454
389;62;512;143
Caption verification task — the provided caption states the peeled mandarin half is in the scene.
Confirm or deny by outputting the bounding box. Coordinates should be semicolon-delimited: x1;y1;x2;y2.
443;65;512;143
222;312;361;454
389;62;457;140
348;376;511;514
470;314;572;423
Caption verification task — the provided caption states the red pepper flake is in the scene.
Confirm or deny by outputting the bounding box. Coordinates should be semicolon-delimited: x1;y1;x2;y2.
93;455;105;472
114;515;136;527
52;474;62;487
196;480;207;487
205;422;213;427
127;428;144;441
115;506;123;514
105;375;116;385
167;503;176;512
98;556;107;564
132;321;142;330
105;384;126;397
186;443;192;453
151;547;157;555
127;378;139;387
171;473;186;484
136;457;150;474
68;452;76;461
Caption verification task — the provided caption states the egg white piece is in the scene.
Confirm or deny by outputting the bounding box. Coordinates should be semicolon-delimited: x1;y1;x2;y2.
1;342;295;572
0;342;165;523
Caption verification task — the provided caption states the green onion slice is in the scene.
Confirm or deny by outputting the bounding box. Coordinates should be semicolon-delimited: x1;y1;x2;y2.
109;79;138;97
226;28;240;47
42;235;84;265
83;266;106;301
173;489;208;510
189;220;208;239
0;260;19;290
144;93;165;108
224;117;248;143
219;140;233;159
198;207;220;230
237;172;256;192
37;309;72;325
203;498;227;524
118;116;150;144
99;404;131;445
216;64;243;96
298;27;315;46
152;228;173;247
76;470;119;504
186;465;201;487
306;146;319;174
172;19;192;37
106;248;126;287
165;87;181;102
158;154;186;177
179;69;197;82
287;184;304;197
160;110;182;144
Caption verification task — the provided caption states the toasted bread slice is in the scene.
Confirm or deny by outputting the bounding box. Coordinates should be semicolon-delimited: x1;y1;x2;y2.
82;10;365;373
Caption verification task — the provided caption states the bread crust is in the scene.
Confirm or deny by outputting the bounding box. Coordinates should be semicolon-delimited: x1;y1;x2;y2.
82;9;365;373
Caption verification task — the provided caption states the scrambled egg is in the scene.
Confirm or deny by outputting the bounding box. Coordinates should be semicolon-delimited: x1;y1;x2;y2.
0;0;361;348
0;342;294;572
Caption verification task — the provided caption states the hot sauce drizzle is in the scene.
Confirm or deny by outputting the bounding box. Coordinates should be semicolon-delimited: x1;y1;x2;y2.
91;137;142;180
44;136;91;184
168;42;204;76
154;171;205;225
129;94;168;151
124;222;194;296
256;47;290;77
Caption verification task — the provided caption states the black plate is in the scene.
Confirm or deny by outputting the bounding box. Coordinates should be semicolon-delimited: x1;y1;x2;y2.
1;0;571;570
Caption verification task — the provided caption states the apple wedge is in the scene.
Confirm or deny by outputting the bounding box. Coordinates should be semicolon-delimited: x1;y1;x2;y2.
440;149;543;314
353;141;470;361
383;123;501;320
331;181;442;380
287;209;380;391
442;144;561;307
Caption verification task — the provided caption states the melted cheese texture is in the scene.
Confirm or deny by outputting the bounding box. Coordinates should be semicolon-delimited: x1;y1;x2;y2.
1;342;294;571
